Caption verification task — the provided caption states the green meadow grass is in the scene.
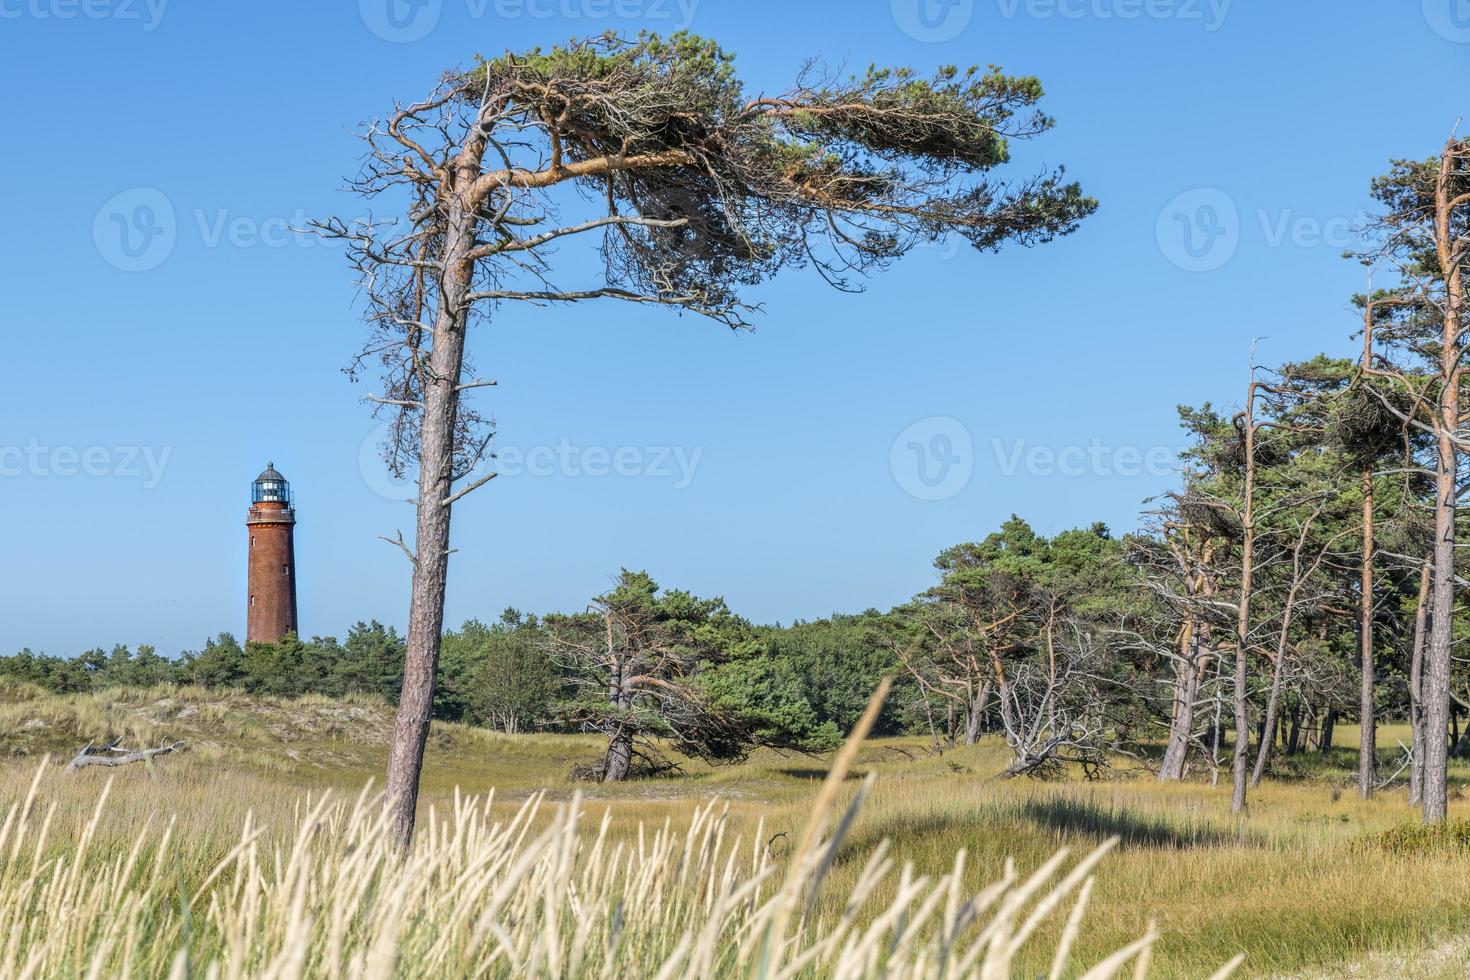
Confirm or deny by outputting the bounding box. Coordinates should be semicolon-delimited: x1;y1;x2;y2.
0;683;1465;976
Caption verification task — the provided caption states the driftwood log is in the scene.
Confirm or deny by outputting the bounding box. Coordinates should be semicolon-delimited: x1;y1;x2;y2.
64;736;184;773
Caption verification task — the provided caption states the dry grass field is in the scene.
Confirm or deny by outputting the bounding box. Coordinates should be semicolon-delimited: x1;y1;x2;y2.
0;680;1466;977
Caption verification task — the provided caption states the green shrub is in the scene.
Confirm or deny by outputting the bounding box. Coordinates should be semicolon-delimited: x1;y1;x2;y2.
1361;820;1470;855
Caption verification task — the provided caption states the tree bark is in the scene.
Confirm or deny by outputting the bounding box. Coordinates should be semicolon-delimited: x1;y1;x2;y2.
64;739;184;772
1159;629;1207;781
1358;467;1376;798
384;180;479;851
1249;659;1284;788
989;653;1020;749
1231;382;1259;813
1421;327;1457;824
1319;708;1335;754
603;657;634;781
1409;560;1432;806
1422;142;1465;824
963;681;991;745
605;729;633;781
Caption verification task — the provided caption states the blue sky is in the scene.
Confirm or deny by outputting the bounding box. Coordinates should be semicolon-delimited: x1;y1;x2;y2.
2;0;1466;654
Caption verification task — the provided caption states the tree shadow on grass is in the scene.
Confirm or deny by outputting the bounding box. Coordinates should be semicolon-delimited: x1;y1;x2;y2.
773;766;866;782
1019;797;1257;850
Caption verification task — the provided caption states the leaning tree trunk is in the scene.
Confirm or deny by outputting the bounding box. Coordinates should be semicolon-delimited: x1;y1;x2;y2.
385;186;479;851
1231;384;1259;814
603;660;634;782
1251;521;1316;789
1409;560;1432;806
988;654;1020;749
1249;629;1291;787
1159;626;1206;782
1358;466;1376;798
962;702;981;745
1422;147;1465;825
604;724;634;782
963;680;991;745
1422;351;1459;824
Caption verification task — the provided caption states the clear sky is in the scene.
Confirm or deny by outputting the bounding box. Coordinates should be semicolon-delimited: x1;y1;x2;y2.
2;0;1466;655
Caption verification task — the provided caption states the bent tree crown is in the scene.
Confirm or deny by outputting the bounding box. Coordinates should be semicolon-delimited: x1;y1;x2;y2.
318;30;1096;847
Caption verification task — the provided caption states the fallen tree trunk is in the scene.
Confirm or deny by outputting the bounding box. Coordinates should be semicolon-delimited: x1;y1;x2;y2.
64;738;184;773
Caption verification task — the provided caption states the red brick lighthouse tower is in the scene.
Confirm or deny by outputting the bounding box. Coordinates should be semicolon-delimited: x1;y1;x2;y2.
246;463;298;643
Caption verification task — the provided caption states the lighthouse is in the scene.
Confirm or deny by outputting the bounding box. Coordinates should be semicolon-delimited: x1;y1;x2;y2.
246;463;298;643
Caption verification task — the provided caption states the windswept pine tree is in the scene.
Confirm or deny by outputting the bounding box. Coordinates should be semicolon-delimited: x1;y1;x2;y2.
317;31;1098;845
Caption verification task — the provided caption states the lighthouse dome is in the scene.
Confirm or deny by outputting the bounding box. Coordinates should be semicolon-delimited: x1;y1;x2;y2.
251;463;292;505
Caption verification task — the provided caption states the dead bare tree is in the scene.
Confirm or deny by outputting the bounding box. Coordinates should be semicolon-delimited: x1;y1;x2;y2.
1134;517;1229;782
897;595;1022;747
317;33;1096;847
993;623;1121;780
1248;498;1354;788
1357;305;1379;798
63;737;184;773
1227;375;1263;814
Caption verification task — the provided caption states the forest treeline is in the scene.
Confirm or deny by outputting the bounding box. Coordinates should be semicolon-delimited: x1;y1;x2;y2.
2;352;1465;792
5;139;1467;808
0;476;1450;790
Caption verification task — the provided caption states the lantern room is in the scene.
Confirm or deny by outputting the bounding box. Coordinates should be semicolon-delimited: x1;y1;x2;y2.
252;462;293;506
